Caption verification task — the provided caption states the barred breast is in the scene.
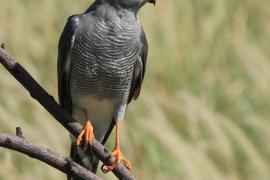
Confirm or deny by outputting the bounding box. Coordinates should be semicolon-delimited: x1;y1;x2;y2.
69;8;142;121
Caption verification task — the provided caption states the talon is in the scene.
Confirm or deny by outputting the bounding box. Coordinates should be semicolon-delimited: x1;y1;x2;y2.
105;147;132;173
76;112;94;152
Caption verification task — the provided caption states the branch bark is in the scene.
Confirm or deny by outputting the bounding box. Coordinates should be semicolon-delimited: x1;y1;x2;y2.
0;45;136;180
0;132;102;180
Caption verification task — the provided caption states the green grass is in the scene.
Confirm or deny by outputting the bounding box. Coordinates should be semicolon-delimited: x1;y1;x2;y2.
1;0;270;179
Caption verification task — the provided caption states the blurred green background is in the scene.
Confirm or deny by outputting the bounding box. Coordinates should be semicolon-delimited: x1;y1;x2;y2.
1;0;270;179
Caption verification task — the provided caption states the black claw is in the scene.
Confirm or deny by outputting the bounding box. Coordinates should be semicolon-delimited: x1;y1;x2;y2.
101;164;109;174
0;43;5;49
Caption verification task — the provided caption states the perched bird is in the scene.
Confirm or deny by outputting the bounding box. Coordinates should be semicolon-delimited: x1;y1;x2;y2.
57;0;155;177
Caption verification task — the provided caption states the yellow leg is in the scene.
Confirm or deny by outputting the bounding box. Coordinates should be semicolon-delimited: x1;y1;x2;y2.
104;121;132;172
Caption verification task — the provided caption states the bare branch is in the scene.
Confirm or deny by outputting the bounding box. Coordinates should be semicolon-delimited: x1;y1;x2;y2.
0;45;136;180
0;133;102;180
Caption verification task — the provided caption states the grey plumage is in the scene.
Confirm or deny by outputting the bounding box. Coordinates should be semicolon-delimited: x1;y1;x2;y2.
57;0;152;177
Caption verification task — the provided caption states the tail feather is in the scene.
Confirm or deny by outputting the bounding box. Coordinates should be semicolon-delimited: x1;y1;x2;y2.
67;143;99;180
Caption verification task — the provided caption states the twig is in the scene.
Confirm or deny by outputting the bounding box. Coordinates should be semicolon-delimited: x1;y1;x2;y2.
16;127;24;138
0;133;102;180
0;45;135;180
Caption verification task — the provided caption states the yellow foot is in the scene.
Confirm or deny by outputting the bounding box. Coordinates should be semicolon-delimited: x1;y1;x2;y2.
103;147;132;173
76;120;94;151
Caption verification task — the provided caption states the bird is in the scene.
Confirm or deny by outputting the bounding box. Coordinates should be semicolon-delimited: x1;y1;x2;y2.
57;0;155;177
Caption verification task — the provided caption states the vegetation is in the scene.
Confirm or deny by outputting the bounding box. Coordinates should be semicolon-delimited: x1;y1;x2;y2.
0;0;270;179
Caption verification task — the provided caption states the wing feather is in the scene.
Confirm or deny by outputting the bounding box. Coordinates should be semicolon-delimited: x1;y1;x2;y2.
57;15;80;113
128;29;148;103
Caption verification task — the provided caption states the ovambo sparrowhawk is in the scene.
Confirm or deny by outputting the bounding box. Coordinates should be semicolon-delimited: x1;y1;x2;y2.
57;0;155;177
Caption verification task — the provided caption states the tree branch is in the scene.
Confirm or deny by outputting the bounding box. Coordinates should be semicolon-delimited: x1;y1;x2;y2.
0;132;102;180
0;45;136;180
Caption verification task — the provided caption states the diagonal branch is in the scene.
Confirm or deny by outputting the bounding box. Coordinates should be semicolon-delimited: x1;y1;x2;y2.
0;132;102;180
0;44;136;180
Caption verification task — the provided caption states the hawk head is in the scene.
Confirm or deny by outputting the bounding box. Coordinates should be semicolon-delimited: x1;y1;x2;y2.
110;0;156;9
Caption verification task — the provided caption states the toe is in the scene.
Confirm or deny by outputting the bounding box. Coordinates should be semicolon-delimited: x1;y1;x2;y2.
89;130;94;143
76;129;85;146
83;130;89;151
111;150;118;157
107;162;119;172
123;159;132;170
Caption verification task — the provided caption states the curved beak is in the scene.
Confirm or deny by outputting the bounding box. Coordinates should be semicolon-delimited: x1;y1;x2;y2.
149;0;156;5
